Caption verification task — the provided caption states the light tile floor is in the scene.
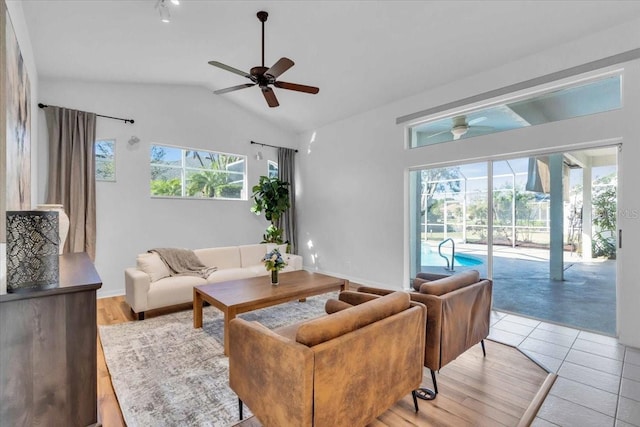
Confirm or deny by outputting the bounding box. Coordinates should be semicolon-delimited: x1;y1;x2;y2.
488;310;640;427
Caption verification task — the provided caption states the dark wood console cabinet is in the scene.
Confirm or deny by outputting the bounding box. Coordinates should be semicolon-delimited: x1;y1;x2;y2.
0;252;102;426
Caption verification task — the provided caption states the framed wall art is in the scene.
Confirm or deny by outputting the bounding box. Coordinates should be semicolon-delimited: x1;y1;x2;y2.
2;1;32;242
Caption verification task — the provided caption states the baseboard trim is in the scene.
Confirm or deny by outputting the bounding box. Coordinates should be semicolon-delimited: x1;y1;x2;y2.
97;289;125;299
301;266;401;291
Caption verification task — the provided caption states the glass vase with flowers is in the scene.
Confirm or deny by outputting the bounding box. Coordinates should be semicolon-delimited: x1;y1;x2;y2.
262;248;287;285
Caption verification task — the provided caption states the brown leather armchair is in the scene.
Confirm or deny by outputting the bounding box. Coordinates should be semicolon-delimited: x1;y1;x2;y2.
228;291;426;426
358;269;492;400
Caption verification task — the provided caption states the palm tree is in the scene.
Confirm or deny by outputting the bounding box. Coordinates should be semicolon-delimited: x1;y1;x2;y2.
187;170;227;197
185;151;244;197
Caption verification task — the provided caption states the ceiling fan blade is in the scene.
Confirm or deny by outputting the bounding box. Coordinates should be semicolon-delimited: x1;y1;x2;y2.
468;116;487;125
274;81;319;94
265;57;294;79
214;83;256;95
208;61;254;81
469;125;494;131
262;87;279;108
426;129;451;138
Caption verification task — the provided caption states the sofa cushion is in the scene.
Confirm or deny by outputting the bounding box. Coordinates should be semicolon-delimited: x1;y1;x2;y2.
272;322;301;341
147;275;207;309
412;272;449;291
266;243;288;255
206;267;256;283
137;252;171;282
239;244;268;268
324;299;353;314
194;247;241;270
418;270;480;296
295;291;410;347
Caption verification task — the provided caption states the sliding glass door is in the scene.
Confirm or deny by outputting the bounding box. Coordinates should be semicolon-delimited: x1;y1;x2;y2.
410;146;617;334
410;162;489;280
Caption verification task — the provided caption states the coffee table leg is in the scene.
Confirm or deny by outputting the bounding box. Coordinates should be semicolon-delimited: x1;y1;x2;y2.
194;290;204;328
224;308;237;356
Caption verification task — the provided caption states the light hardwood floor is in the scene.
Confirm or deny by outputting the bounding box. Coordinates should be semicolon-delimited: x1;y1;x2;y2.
97;296;553;427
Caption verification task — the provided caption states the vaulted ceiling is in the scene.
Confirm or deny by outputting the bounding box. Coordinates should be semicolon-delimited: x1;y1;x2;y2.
19;1;640;133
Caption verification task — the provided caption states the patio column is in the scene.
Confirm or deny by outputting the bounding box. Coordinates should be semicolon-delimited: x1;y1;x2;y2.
549;154;564;281
582;163;593;259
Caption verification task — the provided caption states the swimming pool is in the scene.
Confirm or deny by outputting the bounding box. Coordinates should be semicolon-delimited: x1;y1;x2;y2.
421;244;483;267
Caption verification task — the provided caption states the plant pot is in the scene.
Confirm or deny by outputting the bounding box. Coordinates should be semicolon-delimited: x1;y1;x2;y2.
271;269;279;285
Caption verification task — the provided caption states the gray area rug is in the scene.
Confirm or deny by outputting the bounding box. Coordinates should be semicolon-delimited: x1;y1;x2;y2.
99;293;336;427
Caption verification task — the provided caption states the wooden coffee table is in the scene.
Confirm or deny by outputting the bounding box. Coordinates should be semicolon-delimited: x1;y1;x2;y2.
193;270;348;355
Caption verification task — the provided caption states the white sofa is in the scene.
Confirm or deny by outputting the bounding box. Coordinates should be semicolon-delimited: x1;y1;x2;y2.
124;243;302;320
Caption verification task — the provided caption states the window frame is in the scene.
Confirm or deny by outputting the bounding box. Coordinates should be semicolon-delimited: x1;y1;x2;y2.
149;143;248;201
268;160;278;178
406;71;623;149
95;138;116;182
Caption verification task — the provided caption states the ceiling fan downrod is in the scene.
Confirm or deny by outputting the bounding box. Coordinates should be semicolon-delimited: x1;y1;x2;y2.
257;11;268;68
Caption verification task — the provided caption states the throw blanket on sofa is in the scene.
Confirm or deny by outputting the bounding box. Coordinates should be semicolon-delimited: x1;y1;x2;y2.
150;248;217;279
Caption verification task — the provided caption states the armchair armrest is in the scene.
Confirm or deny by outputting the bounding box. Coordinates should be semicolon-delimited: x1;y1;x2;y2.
229;318;314;427
355;286;394;297
124;267;151;314
325;291;382;314
415;272;451;281
338;290;380;305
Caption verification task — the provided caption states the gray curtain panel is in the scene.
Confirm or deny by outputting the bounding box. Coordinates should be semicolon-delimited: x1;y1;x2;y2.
277;147;297;254
44;106;97;260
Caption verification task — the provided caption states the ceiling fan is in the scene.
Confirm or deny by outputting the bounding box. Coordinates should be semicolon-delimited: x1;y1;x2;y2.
427;116;491;140
208;11;319;108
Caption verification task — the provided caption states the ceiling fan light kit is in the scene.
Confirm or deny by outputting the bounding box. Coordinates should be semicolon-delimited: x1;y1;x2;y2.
209;11;319;108
427;115;491;141
451;125;468;140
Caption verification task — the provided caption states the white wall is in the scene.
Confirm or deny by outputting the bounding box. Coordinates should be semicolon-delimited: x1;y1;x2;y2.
297;112;407;288
296;17;640;348
38;81;296;297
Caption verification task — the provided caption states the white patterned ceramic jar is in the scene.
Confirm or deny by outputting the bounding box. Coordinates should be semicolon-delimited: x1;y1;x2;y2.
37;204;70;254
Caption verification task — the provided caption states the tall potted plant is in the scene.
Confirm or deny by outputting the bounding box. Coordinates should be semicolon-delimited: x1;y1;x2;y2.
251;176;290;244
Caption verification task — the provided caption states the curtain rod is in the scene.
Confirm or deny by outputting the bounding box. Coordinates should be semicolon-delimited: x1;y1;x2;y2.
38;103;135;124
250;140;298;153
